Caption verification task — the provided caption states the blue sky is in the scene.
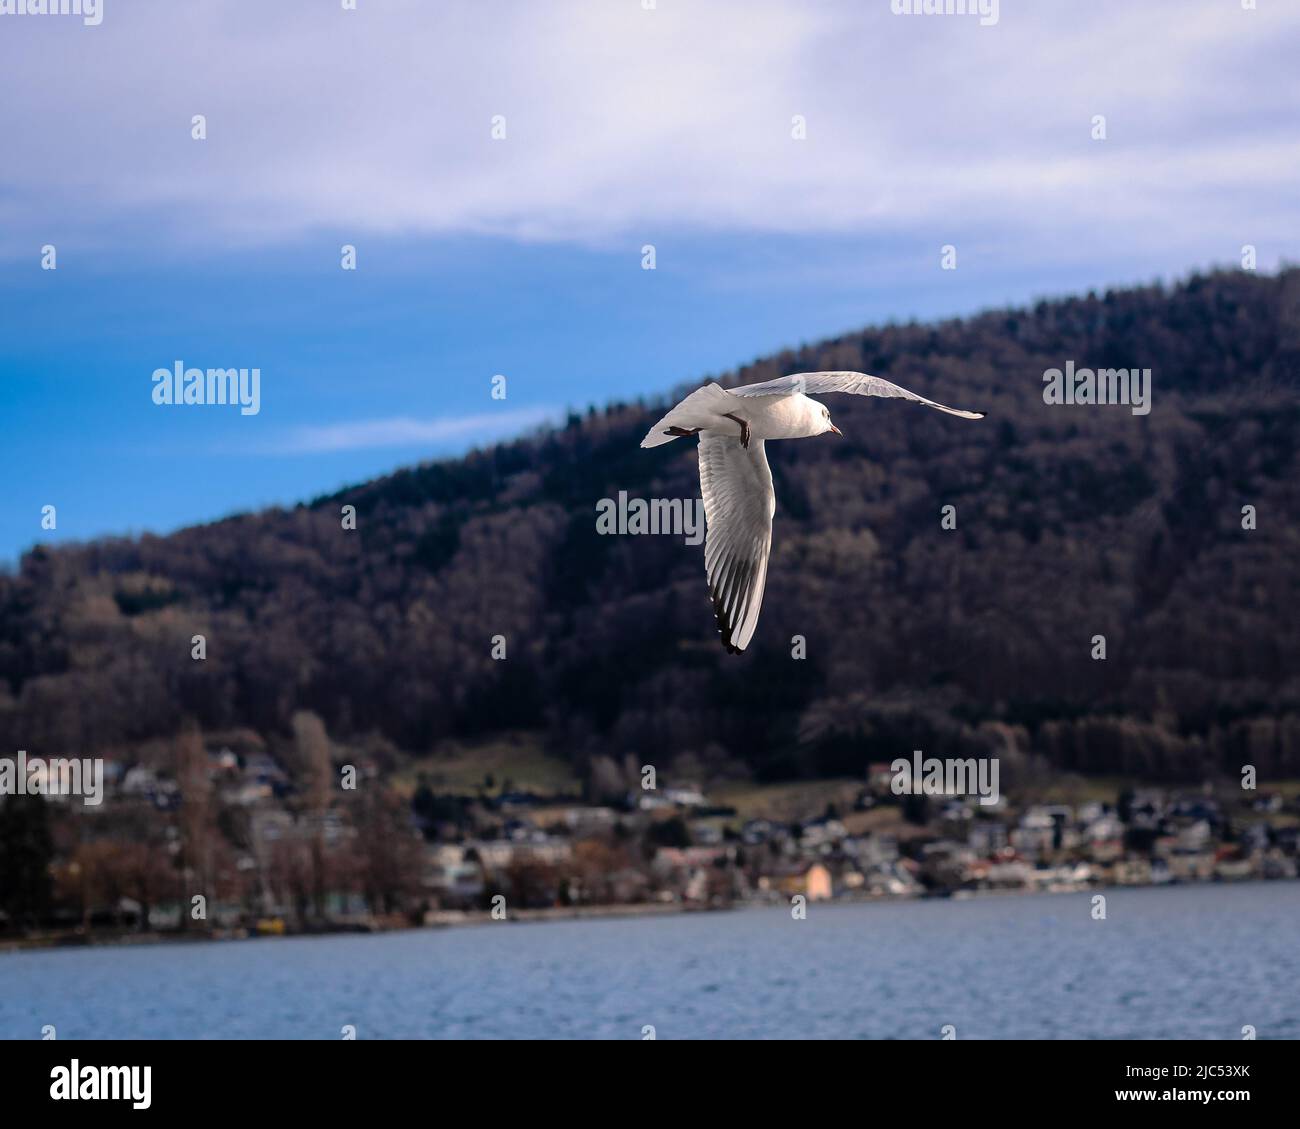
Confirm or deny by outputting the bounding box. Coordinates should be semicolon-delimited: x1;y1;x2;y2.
1;0;1297;565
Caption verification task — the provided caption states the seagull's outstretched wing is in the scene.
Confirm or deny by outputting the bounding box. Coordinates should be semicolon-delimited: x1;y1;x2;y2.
731;371;984;419
697;433;774;654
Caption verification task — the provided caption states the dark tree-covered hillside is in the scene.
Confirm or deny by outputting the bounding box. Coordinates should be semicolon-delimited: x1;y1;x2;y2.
2;268;1298;784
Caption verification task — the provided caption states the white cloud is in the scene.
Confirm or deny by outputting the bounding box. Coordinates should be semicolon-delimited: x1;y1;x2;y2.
269;408;557;454
0;0;1296;265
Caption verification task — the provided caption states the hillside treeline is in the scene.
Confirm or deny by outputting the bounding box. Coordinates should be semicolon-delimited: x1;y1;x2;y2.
2;268;1298;784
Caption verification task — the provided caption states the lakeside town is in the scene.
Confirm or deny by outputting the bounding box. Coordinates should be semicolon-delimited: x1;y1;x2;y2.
1;718;1298;947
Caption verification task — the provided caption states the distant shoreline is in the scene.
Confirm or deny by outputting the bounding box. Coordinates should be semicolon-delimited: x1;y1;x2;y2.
4;877;1292;955
0;900;720;954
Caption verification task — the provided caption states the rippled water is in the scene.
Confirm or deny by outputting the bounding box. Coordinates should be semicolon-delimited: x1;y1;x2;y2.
2;882;1297;1039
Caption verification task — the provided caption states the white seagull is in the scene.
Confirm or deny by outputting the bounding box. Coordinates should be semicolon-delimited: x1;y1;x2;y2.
641;372;985;653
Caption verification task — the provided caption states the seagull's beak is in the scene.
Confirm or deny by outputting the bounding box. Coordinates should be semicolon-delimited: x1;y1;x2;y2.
829;423;843;437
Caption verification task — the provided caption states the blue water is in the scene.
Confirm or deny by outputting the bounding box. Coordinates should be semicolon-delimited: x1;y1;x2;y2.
2;882;1297;1039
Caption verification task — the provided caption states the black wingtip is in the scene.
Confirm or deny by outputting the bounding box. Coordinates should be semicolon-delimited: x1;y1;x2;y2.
711;592;745;654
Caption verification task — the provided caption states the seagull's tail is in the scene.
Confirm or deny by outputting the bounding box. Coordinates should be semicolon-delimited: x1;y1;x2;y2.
640;383;738;448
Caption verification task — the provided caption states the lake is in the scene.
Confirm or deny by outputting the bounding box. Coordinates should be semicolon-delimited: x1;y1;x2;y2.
2;882;1298;1039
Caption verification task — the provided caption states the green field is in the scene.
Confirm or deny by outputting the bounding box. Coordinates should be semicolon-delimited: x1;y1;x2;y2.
391;734;580;799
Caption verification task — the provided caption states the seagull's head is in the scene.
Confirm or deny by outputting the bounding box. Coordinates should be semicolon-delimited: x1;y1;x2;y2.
820;404;842;438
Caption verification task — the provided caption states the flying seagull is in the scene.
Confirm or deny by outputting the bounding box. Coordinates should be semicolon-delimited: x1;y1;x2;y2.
641;372;985;653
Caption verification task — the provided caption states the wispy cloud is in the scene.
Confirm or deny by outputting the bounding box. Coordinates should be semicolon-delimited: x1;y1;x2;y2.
266;408;557;454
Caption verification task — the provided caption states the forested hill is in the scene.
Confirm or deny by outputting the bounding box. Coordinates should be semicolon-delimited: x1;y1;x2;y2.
3;269;1299;785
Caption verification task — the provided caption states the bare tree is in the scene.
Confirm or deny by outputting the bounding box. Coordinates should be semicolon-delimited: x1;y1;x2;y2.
175;718;213;929
291;710;332;919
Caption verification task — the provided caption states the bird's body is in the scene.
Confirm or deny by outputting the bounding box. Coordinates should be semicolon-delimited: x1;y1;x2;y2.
642;387;830;446
640;371;984;653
